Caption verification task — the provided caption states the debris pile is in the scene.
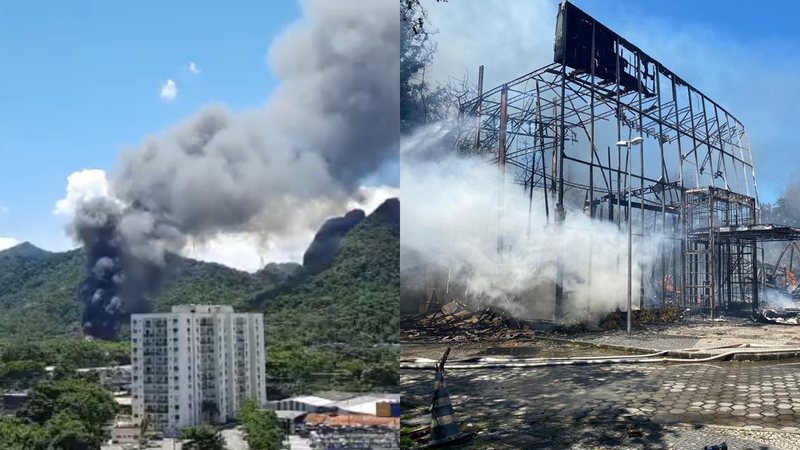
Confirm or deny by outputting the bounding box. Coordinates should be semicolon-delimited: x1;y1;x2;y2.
401;301;534;342
598;307;683;330
756;309;800;325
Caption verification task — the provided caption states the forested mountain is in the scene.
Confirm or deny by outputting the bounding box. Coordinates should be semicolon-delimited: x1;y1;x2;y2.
0;198;400;393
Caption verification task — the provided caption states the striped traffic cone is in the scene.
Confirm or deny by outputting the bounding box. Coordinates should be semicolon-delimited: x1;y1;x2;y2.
427;348;473;447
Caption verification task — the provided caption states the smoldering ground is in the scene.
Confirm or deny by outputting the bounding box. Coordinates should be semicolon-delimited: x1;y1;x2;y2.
70;0;400;338
401;123;665;323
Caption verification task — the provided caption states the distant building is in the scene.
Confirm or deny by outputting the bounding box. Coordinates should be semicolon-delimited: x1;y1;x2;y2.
267;391;401;440
77;365;132;392
110;415;141;444
269;392;400;417
130;305;266;434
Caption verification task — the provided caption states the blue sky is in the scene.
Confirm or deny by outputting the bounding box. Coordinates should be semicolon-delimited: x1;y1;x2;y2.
427;0;800;205
577;0;800;204
0;1;302;250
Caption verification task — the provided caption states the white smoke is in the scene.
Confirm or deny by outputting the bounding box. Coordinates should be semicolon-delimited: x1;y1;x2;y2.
401;123;664;322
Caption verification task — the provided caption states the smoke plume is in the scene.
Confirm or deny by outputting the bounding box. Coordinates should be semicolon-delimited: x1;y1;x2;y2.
401;123;663;323
71;0;399;338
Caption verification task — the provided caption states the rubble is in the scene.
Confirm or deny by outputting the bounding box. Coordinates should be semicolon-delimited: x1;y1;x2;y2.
598;307;683;330
400;300;538;342
402;301;686;342
756;309;800;325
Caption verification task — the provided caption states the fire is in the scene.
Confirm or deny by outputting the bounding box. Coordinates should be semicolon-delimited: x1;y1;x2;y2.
658;274;675;293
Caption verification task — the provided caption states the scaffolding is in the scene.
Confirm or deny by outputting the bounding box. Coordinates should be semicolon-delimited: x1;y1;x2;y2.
455;0;782;319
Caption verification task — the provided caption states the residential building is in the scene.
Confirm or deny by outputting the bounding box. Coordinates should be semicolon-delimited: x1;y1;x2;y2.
110;415;141;444
130;305;266;434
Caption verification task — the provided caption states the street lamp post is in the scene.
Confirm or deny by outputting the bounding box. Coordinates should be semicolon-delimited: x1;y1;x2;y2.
617;137;643;335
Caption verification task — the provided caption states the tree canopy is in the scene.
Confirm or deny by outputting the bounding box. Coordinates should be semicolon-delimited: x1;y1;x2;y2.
238;398;285;450
181;426;227;450
401;0;448;133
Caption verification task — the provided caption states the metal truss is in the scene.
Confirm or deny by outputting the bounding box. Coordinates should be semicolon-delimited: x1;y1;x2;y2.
456;1;765;318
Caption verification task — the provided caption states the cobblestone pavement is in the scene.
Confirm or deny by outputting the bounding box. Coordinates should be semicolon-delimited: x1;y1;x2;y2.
401;361;800;449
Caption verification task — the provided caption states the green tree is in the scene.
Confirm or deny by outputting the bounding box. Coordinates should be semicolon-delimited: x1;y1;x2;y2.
181;426;226;450
46;411;100;450
238;398;285;450
401;0;448;133
0;360;47;390
0;417;48;450
19;378;116;440
0;341;50;364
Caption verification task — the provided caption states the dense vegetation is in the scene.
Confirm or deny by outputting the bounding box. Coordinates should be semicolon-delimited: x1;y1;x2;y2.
0;199;400;395
181;426;226;450
263;199;400;394
0;350;118;450
238;398;285;450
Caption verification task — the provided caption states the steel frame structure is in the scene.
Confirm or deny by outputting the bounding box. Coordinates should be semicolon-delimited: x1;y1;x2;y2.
456;0;765;318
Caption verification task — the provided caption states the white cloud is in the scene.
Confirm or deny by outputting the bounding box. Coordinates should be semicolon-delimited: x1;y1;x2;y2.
0;237;20;251
0;204;8;214
160;79;177;101
183;231;315;272
348;185;400;213
189;62;201;75
53;169;114;217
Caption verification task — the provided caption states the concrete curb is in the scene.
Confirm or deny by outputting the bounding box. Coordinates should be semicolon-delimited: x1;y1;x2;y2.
532;335;800;362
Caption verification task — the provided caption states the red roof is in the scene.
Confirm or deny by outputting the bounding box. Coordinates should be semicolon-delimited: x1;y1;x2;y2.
304;413;400;429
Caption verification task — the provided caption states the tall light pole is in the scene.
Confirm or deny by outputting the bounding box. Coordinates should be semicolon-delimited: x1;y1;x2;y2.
617;137;643;335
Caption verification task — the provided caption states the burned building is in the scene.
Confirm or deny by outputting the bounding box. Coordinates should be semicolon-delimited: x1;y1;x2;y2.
413;1;800;322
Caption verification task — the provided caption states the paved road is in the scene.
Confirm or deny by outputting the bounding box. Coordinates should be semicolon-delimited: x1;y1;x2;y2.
401;361;800;449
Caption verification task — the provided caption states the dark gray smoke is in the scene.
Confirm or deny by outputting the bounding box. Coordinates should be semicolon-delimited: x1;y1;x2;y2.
72;0;400;338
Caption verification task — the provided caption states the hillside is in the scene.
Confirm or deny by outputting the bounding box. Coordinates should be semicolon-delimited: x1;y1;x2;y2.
0;247;280;339
0;198;400;393
263;198;400;393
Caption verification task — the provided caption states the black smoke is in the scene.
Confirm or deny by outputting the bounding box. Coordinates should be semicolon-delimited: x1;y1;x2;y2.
70;0;399;338
73;198;180;338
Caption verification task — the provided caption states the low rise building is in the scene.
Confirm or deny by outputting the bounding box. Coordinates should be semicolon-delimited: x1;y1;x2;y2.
110;415;141;444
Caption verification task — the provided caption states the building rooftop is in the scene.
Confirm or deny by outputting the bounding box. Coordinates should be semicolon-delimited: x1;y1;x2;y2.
304;413;400;429
333;395;400;415
276;410;307;420
171;304;235;314
290;395;335;407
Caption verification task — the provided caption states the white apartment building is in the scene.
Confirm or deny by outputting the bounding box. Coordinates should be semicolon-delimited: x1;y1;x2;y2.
130;305;266;434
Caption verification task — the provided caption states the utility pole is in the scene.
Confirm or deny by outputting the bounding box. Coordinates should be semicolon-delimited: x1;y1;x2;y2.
617;137;643;335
